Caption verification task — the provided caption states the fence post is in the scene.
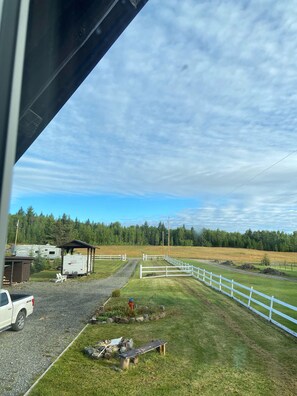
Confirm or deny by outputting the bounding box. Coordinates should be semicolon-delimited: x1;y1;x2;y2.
231;280;234;297
203;269;205;282
140;265;142;279
269;296;274;321
248;286;253;307
191;265;194;277
219;275;222;291
210;272;212;286
166;266;168;277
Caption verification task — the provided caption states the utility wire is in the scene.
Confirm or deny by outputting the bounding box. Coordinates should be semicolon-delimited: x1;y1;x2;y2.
226;149;297;197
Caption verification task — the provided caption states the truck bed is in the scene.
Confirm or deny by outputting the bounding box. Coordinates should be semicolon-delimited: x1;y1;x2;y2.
10;293;33;301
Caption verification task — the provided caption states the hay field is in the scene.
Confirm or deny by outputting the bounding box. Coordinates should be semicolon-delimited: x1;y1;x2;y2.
94;245;297;264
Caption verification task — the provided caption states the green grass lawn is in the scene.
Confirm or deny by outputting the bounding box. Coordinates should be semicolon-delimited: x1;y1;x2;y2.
30;266;297;396
29;260;125;282
78;260;125;281
185;260;297;306
30;269;57;282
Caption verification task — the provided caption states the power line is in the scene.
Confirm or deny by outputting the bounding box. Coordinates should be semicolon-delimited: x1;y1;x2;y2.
226;149;297;197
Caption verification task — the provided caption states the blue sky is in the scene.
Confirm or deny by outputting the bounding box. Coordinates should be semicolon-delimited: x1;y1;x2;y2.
9;0;297;232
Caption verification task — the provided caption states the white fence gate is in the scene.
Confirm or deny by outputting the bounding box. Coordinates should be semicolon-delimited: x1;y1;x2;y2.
140;264;192;279
142;254;165;261
140;256;297;338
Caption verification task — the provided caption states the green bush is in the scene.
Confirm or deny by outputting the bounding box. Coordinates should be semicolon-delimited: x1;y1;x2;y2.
111;289;121;297
31;253;47;273
261;253;271;266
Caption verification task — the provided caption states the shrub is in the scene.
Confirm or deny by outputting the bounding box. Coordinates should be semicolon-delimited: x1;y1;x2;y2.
111;289;121;297
31;253;47;273
261;254;270;266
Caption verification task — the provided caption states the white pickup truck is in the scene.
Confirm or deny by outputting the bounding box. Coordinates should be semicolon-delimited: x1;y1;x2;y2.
0;289;34;332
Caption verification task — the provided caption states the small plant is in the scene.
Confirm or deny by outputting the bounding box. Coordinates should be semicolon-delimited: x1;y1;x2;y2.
261;253;270;266
111;289;121;297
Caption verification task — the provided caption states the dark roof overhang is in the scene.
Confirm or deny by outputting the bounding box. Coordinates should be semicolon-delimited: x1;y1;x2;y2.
58;239;96;249
16;0;149;161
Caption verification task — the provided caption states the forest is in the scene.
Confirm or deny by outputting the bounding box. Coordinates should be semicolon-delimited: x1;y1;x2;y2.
6;207;297;252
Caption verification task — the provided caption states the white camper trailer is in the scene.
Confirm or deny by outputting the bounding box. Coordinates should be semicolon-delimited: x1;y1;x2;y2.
12;244;61;259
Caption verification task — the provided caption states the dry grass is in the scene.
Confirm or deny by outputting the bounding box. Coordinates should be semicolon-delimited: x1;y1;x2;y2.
91;245;297;264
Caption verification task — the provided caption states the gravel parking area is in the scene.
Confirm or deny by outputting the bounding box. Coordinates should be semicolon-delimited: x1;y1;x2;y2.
0;260;138;396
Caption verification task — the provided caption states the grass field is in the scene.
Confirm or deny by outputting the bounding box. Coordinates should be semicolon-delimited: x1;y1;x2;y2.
30;266;297;396
184;260;297;306
91;245;297;264
30;260;125;282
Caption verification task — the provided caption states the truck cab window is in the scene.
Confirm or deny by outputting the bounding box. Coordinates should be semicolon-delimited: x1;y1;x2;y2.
0;292;9;307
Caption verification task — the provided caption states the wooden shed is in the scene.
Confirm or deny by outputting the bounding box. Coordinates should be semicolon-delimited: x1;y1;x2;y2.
58;240;96;277
3;256;33;285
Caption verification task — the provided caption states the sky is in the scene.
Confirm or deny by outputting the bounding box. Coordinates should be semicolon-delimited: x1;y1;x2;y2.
9;0;297;232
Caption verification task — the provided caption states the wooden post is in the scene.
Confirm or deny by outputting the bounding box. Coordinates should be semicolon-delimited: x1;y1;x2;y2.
231;280;234;297
140;265;142;279
219;275;222;291
158;344;166;355
120;358;130;370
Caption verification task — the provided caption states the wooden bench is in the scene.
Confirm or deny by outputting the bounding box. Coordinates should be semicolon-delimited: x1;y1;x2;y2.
119;339;166;370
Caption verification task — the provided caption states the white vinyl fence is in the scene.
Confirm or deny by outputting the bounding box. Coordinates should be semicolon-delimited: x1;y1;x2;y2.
140;264;192;279
141;256;297;338
142;254;165;261
95;254;127;261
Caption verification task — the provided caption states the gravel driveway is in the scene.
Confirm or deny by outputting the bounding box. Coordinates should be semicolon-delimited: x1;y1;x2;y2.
0;260;138;396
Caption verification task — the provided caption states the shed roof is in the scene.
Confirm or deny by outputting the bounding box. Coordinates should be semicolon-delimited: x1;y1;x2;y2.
5;256;34;262
58;239;96;249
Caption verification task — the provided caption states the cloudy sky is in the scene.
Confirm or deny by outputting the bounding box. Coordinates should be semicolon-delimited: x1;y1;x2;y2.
10;0;297;232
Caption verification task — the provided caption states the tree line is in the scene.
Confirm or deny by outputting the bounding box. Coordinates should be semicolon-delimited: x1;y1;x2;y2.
7;206;297;252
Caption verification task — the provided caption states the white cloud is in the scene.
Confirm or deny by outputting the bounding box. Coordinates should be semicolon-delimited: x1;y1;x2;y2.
11;0;297;231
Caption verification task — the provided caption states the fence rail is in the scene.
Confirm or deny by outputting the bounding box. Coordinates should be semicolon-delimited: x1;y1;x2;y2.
142;256;297;338
140;264;192;279
95;254;127;261
142;254;165;261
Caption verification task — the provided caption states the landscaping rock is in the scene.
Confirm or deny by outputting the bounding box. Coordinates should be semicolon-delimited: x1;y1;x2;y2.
159;305;165;311
84;347;95;356
143;314;149;321
136;316;144;323
106;317;114;324
119;317;129;324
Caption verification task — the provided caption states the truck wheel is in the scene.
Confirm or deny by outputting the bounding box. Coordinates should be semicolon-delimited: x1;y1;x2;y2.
12;311;26;331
